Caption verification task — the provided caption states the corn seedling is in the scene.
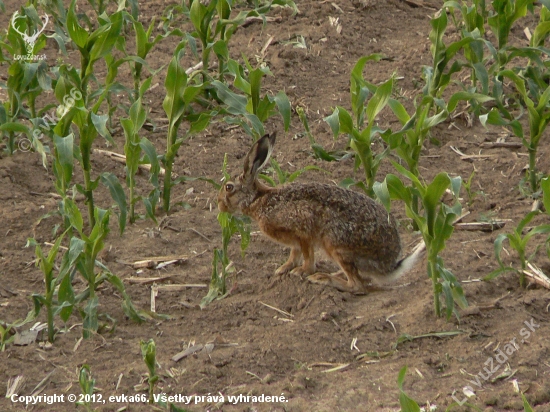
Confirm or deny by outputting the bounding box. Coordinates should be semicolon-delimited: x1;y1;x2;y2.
396;366;421;412
462;168;483;207
212;57;291;139
297;106;350;161
122;83;149;223
188;0;297;85
58;1;124;227
375;164;467;319
123;14;179;103
446;1;550;112
201;212;250;308
201;155;251;308
325;54;394;197
481;67;550;194
488;0;537;53
259;158;326;186
161;40;211;212
423;7;478;101
451;3;550;194
207;211;250;304
27;231;73;343
486;177;550;287
140;339;158;404
76;365;96;412
29;201;144;340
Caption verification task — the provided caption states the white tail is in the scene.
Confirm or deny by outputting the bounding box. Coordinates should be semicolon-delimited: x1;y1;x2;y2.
383;240;426;283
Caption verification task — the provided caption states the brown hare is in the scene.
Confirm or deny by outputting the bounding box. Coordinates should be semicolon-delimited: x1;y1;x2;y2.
218;133;425;294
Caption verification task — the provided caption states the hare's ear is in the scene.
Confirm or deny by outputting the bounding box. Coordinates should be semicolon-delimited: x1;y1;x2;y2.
243;133;276;181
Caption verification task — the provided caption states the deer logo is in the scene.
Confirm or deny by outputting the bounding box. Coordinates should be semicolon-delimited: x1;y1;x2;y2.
11;12;49;56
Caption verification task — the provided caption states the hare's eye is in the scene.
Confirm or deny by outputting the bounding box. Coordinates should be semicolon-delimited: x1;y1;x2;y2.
225;183;234;192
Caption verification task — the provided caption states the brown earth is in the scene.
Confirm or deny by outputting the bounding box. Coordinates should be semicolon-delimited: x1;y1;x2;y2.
1;0;550;411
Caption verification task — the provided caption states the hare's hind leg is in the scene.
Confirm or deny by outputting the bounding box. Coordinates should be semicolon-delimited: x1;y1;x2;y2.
307;249;365;294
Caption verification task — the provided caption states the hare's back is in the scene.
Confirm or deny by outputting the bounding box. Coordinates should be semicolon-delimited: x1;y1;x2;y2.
270;183;399;241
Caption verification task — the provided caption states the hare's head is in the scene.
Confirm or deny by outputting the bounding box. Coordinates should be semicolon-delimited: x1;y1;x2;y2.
218;133;276;214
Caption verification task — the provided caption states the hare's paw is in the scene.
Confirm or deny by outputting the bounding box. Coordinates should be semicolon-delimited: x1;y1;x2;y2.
290;266;314;278
307;273;333;285
307;272;365;294
275;262;296;276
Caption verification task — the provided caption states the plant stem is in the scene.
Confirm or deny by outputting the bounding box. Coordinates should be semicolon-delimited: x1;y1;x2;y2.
129;179;135;223
47;302;54;343
162;153;174;212
82;165;96;228
201;43;210;86
429;258;441;317
528;145;537;193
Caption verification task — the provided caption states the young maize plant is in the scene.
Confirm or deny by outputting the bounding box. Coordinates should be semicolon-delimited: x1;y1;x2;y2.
325;54;394;197
121;82;149;223
76;365;96;412
188;0;297;86
60;0;124;228
28;231;70;343
140;339;158;404
487;177;550;287
212;57;291;140
201;155;250;308
375;164;467;319
258;158;325;187
161;40;211;212
481;65;550;194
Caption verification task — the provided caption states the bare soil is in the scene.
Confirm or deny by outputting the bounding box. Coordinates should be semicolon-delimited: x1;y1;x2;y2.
1;0;550;411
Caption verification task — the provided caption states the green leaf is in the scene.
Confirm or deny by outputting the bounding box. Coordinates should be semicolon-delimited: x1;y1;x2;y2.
273;91;291;131
0;124;30;146
88;12;123;67
105;272;145;323
373;180;391;213
522;393;535;412
163;46;188;122
542;177;550;214
91;113;114;145
388;98;411;125
397;366;421;412
366;76;393;123
100;173;127;235
82;296;99;339
480;108;524;138
385;174;412;205
58;271;75;323
64;198;84;235
67;0;89;49
337;106;354;135
53;133;74;191
447;91;493;112
212;80;248;114
324;108;341;138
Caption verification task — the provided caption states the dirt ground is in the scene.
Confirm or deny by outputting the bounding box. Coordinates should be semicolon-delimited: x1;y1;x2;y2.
1;0;550;411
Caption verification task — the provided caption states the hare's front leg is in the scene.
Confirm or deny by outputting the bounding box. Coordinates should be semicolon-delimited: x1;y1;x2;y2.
275;246;302;276
274;240;315;277
289;240;315;277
